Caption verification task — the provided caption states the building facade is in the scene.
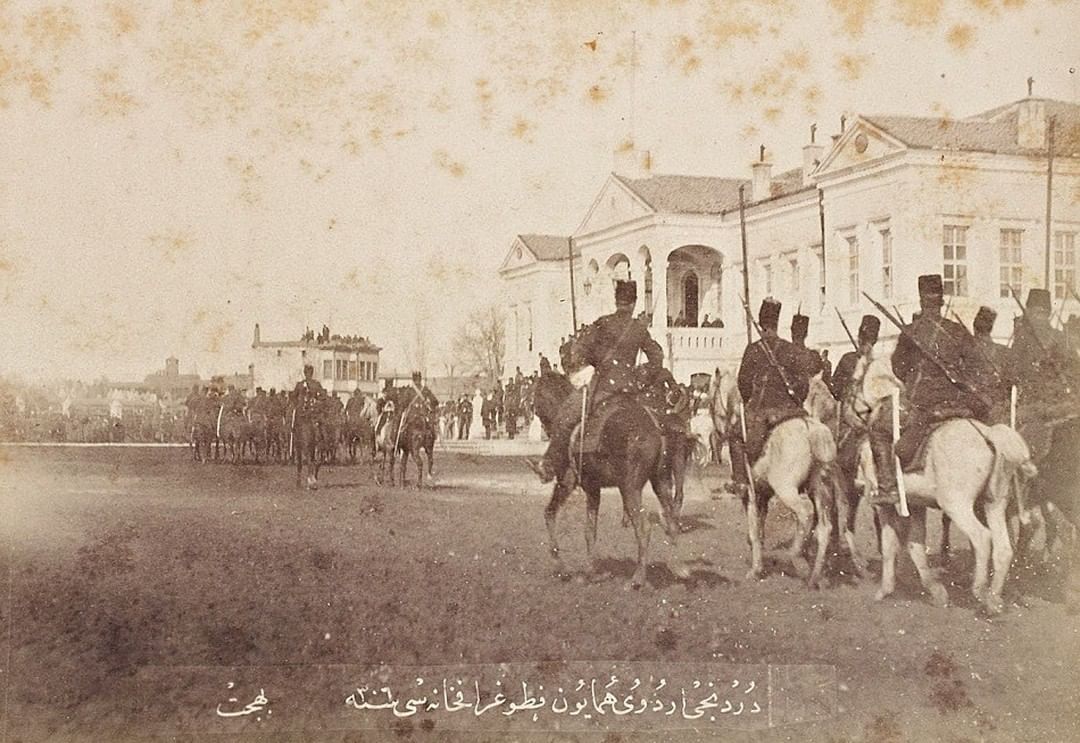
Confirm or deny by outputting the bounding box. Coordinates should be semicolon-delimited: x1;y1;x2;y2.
499;96;1080;381
250;324;381;399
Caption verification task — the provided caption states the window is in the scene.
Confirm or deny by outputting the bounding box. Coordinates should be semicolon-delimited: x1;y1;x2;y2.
349;361;357;380
760;260;773;296
880;228;893;298
999;229;1023;298
322;360;333;379
942;225;968;296
846;235;859;305
1055;232;1076;300
786;252;800;295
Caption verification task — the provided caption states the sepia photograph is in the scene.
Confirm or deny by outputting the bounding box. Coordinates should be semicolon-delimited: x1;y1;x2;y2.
1;0;1078;740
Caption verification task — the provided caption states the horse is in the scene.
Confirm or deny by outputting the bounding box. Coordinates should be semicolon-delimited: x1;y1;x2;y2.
531;371;689;589
708;367;739;470
190;411;216;464
344;394;378;464
862;372;1036;615
318;397;345;464
740;410;848;589
216;407;249;464
290;405;322;489
376;391;436;488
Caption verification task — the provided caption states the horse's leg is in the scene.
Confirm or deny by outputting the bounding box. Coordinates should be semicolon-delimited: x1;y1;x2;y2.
544;482;573;577
398;448;408;487
940;513;953;563
584;485;603;575
903;506;949;608
944;501;993;608
771;479;814;579
745;487;765;580
984;498;1014;615
414;442;424;489
615;484;650;590
295;439;303;488
875;506;903;601
651;471;690;581
807;470;834;590
837;466;868;579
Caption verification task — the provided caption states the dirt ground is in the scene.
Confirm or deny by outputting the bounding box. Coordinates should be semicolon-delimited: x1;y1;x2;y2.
0;446;1077;742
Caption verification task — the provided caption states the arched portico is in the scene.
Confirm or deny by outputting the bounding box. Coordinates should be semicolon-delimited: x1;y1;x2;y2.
666;245;725;328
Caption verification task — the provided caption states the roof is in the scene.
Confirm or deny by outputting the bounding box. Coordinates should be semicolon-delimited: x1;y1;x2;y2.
518;234;576;261
862;98;1080;157
613;174;748;214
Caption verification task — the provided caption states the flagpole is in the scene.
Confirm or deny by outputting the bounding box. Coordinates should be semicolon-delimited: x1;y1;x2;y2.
567;236;578;332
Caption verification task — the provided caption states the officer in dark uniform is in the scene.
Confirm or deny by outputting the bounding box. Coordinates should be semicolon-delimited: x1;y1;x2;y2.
970;306;1016;426
292;364;326;421
406;371;440;421
828;315;880;404
790;312;824;384
1012;288;1080;461
736;297;807;465
530;279;663;483
883;274;987;506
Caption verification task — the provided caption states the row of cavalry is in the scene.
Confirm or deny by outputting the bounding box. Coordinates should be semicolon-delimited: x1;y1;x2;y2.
185;388;439;489
532;350;1078;619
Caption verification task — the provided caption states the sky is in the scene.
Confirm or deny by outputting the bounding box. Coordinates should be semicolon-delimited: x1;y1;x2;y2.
0;0;1076;383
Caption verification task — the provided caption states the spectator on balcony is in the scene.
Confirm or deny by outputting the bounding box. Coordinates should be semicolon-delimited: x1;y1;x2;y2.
673;311;688;327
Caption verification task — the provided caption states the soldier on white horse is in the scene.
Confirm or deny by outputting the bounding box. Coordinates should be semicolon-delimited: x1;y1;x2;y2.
864;275;1035;615
736;298;844;587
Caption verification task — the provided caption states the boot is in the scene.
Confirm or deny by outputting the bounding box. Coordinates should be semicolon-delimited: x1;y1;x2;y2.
868;428;900;508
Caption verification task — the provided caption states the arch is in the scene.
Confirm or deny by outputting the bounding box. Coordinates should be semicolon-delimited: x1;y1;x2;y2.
605;252;632;282
583;259;600;296
668;244;724;328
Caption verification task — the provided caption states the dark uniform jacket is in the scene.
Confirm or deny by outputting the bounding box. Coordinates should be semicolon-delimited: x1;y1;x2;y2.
292;378;325;420
891;313;986;419
827;350;860;402
971;335;1016;421
792;343;824;395
1011;318;1078;404
737;332;808;416
576;309;664;395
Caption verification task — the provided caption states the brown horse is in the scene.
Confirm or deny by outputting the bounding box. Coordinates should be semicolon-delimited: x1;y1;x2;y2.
376;390;436;488
532;372;689;589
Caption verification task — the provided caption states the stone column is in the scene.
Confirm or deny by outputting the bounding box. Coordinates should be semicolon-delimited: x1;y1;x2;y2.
651;251;669;333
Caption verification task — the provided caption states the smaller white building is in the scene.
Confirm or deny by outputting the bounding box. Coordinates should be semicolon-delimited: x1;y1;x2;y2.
250;324;381;399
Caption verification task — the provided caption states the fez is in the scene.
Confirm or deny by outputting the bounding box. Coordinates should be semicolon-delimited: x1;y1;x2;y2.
614;280;637;306
791;314;810;341
759;297;782;330
917;274;944;305
973;306;997;334
1026;288;1052;314
857;315;880;345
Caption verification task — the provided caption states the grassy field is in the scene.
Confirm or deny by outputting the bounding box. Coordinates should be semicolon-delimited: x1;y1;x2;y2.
0;446;1077;742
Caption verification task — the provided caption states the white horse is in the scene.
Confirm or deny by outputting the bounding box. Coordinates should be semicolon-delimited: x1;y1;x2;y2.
861;363;1036;615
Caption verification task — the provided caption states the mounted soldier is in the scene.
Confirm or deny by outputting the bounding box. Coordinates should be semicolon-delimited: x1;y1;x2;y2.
292;364;326;422
737;297;808;465
790;312;824;381
528;279;663;484
406;371;440;424
970;306;1016;426
828;315;882;491
1011;288;1080;462
880;274;989;507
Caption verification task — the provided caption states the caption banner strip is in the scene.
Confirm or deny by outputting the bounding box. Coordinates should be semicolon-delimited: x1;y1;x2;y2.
186;661;836;735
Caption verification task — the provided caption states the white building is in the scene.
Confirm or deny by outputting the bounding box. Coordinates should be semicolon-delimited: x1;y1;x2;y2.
250;324;381;399
499;96;1080;381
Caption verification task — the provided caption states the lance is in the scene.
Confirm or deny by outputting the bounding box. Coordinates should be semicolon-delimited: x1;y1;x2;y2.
834;307;858;351
1006;284;1073;391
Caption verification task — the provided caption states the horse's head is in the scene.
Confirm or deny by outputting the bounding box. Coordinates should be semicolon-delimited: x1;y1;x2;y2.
531;372;573;431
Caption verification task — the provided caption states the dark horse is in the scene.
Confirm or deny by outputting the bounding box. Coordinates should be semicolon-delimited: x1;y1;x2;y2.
376;392;436;488
291;407;322;489
531;372;689;589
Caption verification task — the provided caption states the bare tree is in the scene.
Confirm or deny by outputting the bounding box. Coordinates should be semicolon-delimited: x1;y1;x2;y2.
452;306;506;383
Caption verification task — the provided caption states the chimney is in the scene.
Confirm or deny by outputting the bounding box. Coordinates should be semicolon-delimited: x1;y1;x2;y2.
751;145;772;202
165;357;179;378
802;123;824;186
253;323;261;347
1017;98;1046;149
